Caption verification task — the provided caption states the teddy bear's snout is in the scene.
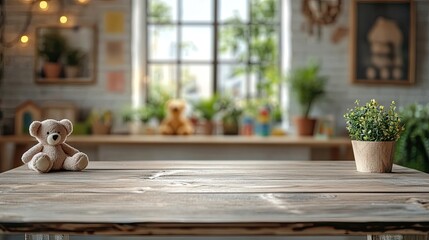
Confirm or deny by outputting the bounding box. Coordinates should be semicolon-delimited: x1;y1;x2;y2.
47;133;61;145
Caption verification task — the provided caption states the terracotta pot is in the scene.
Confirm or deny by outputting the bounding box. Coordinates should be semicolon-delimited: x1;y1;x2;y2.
223;117;239;135
203;121;214;135
43;62;62;79
65;66;79;78
293;116;316;136
352;140;395;173
91;123;111;135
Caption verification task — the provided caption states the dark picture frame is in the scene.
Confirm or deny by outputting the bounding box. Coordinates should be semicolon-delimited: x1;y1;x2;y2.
350;0;415;85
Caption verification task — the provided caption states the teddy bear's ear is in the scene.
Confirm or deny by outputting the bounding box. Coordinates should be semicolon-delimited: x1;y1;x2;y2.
60;119;73;136
29;121;42;137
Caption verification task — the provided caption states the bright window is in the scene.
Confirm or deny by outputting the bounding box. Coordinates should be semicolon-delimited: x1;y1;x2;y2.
146;0;282;101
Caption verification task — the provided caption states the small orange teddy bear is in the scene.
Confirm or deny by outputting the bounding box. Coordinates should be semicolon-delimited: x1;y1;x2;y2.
159;99;194;135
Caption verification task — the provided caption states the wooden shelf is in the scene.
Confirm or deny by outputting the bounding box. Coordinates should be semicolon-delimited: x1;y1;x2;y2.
0;135;351;147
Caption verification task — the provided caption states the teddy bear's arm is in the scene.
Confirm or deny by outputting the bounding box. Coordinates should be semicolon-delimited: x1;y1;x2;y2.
61;143;80;156
21;143;43;163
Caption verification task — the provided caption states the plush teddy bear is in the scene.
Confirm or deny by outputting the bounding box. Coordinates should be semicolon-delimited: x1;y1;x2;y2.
160;99;194;135
21;119;89;173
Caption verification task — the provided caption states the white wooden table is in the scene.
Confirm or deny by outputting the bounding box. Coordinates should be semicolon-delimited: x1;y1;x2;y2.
0;161;428;240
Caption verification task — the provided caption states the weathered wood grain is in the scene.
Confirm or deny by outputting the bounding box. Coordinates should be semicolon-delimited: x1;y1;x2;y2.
368;235;429;240
0;162;426;194
0;161;428;236
25;234;69;240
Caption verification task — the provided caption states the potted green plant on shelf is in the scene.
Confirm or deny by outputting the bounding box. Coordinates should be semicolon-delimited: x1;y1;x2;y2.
344;99;404;173
121;106;148;135
194;95;219;135
218;97;242;135
395;103;429;173
122;86;171;135
288;61;327;136
65;48;85;78
89;110;113;135
38;29;67;78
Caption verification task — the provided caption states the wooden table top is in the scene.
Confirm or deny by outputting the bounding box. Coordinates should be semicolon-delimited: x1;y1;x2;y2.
0;135;352;147
0;161;428;236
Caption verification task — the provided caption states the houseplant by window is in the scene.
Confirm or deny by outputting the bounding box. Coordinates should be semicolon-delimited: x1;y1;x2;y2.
288;61;327;136
395;103;429;173
218;97;242;135
38;29;67;78
122;106;151;135
194;95;219;135
344;99;404;173
65;48;85;78
122;86;171;135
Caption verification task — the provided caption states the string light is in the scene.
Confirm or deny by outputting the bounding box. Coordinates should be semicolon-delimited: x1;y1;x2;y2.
39;0;48;10
76;0;90;4
59;15;68;24
20;35;29;44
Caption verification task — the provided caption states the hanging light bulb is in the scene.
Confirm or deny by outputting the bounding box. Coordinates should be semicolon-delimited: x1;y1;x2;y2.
76;0;90;4
59;15;68;24
20;35;29;44
39;0;48;10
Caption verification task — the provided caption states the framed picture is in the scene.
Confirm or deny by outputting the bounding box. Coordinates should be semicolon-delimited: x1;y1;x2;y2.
35;26;97;84
350;0;415;85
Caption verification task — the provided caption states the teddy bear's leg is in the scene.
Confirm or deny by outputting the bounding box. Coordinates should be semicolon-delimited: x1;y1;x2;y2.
160;124;174;135
29;153;53;173
177;125;193;135
63;152;89;171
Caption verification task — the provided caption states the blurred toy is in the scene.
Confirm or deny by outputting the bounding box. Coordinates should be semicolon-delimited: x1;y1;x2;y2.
256;107;271;137
160;99;194;135
21;119;89;173
241;115;254;136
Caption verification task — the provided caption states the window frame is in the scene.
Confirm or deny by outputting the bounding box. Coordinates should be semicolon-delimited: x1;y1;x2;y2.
145;0;282;100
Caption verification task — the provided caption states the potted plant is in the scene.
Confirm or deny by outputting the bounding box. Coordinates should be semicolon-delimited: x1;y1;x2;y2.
219;97;242;135
288;61;327;136
89;110;113;135
194;95;219;135
395;103;429;173
65;48;85;78
122;106;146;135
344;99;404;173
38;29;67;78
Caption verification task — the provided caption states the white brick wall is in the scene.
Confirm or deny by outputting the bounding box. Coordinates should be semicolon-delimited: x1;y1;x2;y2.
289;0;429;135
0;0;131;133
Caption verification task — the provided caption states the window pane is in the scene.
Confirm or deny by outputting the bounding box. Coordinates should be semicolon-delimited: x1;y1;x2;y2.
181;65;212;100
250;25;278;63
218;25;248;61
251;0;279;23
249;68;259;98
148;25;177;60
181;0;213;22
219;0;248;22
149;64;177;97
148;0;177;23
218;64;247;99
181;26;213;61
